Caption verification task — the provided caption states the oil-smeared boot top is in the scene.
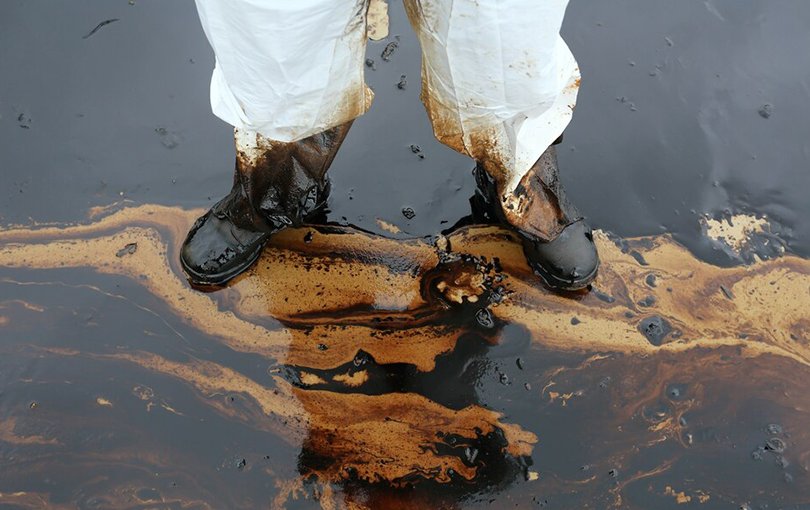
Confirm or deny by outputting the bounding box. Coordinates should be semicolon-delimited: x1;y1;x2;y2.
180;123;351;287
474;145;600;291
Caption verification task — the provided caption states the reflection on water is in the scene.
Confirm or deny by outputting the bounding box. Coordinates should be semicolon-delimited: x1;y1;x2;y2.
1;204;809;508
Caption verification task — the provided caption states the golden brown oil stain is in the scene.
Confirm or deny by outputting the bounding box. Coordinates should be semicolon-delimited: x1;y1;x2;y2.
107;351;308;443
366;0;390;41
375;218;403;234
0;488;215;510
296;390;536;485
2;204;810;508
663;485;710;504
0;417;59;446
701;213;772;254
95;397;113;407
0;492;66;510
7;205;808;368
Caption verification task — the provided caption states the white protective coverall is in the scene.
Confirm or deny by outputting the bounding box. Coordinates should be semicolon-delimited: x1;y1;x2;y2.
193;0;580;198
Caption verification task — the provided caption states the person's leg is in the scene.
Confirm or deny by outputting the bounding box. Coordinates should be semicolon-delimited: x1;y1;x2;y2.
183;0;371;286
403;0;598;290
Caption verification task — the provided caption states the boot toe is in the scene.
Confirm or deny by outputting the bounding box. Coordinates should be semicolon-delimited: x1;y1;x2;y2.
180;209;269;286
521;220;599;291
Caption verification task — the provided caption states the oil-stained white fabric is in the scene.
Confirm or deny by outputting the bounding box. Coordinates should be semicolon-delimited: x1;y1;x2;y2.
193;0;370;143
194;0;578;192
404;0;579;193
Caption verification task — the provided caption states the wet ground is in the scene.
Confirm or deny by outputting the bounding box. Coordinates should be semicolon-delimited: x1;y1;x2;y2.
1;0;810;508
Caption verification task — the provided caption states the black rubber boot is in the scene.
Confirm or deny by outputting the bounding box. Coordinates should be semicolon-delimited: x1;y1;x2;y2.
474;145;599;291
180;123;351;287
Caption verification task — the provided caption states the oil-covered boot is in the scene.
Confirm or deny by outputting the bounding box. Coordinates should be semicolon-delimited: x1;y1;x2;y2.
474;145;599;291
180;123;351;286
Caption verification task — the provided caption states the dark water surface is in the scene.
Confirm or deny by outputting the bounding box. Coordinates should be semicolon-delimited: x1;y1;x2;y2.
1;1;809;509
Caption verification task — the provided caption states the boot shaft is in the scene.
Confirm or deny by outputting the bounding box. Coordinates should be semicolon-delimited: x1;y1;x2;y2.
226;123;353;231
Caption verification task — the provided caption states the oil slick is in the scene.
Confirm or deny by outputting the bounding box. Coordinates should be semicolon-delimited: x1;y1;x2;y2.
1;204;809;508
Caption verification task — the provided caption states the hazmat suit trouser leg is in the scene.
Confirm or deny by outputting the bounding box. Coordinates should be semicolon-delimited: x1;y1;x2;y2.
193;0;373;143
403;0;581;242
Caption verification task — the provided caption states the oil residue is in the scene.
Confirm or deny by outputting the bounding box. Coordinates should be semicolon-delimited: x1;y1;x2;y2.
1;0;809;508
1;205;809;508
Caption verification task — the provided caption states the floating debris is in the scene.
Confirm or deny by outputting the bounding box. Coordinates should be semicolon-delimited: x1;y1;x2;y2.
758;103;773;119
83;19;119;39
116;243;138;257
381;41;398;61
409;144;425;159
18;113;32;129
155;126;180;149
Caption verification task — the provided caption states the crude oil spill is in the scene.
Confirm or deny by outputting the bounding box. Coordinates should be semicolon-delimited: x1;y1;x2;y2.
2;205;810;508
2;0;810;508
